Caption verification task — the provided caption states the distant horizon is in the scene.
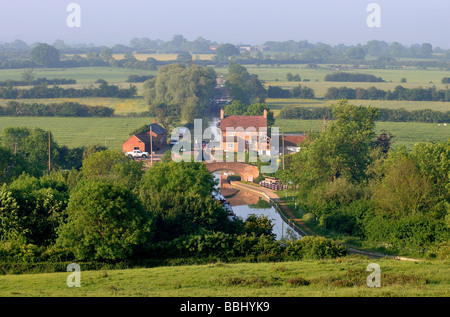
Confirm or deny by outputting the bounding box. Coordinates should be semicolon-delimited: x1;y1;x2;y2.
1;36;448;51
0;0;448;49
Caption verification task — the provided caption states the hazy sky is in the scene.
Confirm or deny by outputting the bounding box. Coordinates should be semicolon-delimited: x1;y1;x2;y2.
0;0;449;48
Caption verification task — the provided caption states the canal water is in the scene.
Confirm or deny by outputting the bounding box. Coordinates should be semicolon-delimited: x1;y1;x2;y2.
213;171;300;241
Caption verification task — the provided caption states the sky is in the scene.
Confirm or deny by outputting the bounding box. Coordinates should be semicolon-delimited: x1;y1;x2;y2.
0;0;449;48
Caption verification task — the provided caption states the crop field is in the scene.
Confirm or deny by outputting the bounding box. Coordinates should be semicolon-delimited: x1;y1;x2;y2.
215;64;450;84
0;257;448;297
0;97;149;116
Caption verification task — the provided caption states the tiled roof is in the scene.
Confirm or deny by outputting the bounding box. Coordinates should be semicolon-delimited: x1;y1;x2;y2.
134;132;151;143
149;123;167;135
220;115;267;132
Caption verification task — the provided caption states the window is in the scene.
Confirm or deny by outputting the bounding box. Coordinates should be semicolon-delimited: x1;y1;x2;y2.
227;143;234;149
228;131;235;136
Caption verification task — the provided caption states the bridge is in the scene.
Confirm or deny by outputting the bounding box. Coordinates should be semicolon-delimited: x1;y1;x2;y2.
204;162;259;181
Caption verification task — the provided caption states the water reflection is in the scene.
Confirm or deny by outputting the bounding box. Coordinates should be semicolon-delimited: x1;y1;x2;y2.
213;171;300;240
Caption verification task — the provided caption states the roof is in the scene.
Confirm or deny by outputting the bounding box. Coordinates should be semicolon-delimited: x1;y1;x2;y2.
220;115;267;132
149;123;167;135
134;132;151;144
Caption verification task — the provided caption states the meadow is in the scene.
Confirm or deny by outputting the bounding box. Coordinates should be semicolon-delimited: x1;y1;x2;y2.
0;116;153;150
0;67;156;85
0;256;448;297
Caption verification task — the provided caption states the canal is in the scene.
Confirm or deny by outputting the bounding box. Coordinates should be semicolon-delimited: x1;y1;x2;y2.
213;171;301;241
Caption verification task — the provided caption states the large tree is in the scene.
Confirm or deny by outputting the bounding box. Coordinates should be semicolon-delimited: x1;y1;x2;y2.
57;180;151;261
143;64;217;124
139;161;232;241
225;63;266;104
290;100;379;188
31;43;60;67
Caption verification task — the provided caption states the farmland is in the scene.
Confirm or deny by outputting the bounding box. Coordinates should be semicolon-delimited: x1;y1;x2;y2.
0;60;448;151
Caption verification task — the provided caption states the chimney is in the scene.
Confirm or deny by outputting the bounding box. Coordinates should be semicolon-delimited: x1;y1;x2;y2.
220;108;224;119
263;109;267;119
153;118;156;124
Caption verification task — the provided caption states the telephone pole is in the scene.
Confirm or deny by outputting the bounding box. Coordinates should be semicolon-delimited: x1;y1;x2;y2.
48;130;51;171
150;124;153;167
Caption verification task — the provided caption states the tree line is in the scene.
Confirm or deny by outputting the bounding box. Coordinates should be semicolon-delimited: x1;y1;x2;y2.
325;85;450;102
0;101;114;117
0;78;76;87
275;101;449;258
3;38;450;72
0;81;137;99
324;72;385;82
279;105;450;123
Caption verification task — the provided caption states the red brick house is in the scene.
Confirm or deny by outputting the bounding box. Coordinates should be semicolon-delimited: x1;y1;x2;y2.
219;108;271;155
122;120;167;153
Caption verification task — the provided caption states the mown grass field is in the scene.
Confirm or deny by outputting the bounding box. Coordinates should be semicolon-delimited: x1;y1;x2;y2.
0;257;448;297
0;116;153;150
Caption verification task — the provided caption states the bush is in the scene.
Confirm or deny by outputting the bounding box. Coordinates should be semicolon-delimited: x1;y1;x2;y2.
363;214;449;251
284;236;347;259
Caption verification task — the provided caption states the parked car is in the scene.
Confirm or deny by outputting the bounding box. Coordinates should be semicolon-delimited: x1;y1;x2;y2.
125;150;149;159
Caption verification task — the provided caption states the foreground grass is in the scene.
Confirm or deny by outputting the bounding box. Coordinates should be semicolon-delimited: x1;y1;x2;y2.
0;257;448;297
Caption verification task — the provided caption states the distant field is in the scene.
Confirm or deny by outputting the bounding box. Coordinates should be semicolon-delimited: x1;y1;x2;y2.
224;64;450;85
275;119;449;149
266;98;450;115
0;67;156;85
0;257;448;297
0;97;149;116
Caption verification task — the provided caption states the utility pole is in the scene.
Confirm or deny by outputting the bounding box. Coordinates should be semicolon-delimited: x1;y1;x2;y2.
282;132;285;170
48;130;51;171
150;124;153;167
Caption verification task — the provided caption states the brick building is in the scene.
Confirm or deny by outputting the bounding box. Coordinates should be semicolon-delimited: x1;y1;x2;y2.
122;120;167;153
219;108;271;155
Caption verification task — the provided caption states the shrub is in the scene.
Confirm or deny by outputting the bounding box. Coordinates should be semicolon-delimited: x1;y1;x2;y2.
284;236;347;259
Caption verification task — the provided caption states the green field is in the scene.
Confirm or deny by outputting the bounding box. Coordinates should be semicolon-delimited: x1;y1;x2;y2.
215;64;450;83
0;257;448;297
0;67;156;85
266;98;450;115
0;116;153;150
